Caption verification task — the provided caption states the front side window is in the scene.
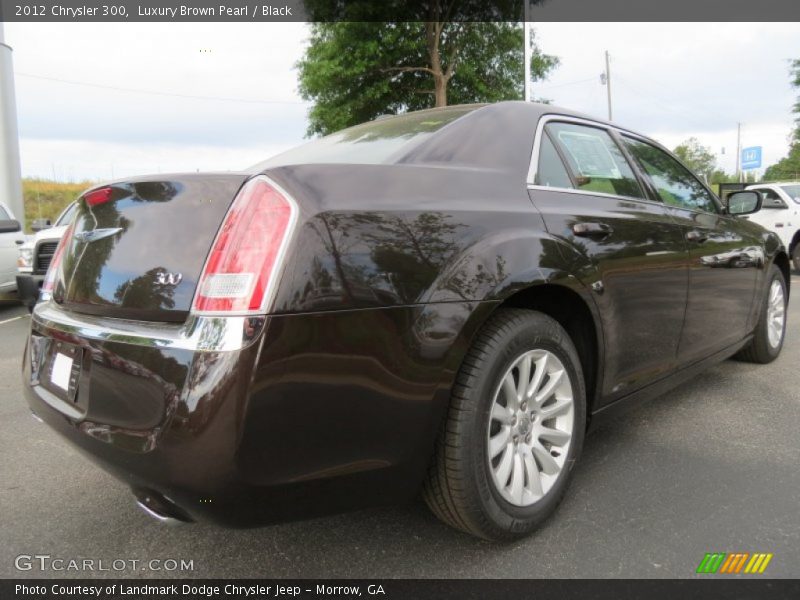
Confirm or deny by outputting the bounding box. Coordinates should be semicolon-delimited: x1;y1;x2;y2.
779;184;800;203
624;137;718;213
545;122;644;199
0;205;9;220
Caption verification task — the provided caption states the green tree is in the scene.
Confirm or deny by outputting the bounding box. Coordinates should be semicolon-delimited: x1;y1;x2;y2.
764;59;800;180
673;137;717;181
297;22;558;136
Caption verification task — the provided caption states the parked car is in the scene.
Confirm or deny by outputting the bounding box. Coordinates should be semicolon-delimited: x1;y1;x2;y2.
0;201;25;298
22;102;790;540
16;202;77;310
745;182;800;272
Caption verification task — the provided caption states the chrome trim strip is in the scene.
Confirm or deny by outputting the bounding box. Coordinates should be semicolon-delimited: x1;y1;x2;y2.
31;301;259;352
526;184;660;206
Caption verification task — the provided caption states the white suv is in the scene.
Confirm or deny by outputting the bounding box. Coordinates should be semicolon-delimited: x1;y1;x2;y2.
746;182;800;271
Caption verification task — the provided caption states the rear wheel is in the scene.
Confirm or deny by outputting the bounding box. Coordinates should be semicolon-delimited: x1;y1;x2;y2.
423;308;586;541
736;265;787;363
792;244;800;273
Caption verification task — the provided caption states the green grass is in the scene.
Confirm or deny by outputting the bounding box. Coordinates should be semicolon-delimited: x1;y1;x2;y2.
22;179;94;232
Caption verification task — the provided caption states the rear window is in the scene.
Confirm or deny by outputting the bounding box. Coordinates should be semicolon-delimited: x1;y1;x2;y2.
250;106;477;170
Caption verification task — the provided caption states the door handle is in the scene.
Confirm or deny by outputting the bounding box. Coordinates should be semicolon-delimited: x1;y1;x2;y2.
572;222;613;237
686;230;709;243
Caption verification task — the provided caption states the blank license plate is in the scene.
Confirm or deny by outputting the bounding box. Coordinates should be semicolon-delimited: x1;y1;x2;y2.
50;352;73;391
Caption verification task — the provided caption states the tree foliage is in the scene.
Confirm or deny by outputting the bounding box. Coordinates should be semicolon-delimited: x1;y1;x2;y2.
297;22;558;136
764;59;800;181
673;137;717;181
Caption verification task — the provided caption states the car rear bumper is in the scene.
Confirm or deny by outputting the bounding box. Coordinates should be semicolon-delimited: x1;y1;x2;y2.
22;300;494;527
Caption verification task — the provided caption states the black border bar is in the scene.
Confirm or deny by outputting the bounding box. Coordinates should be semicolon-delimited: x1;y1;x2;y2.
2;0;800;22
4;579;800;600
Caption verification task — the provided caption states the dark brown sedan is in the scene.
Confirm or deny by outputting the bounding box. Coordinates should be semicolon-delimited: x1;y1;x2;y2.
22;102;789;540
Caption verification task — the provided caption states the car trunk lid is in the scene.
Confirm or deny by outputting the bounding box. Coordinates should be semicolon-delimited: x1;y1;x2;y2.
55;174;248;322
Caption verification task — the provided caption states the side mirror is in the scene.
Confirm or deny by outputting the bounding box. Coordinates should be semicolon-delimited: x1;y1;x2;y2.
0;219;21;233
31;218;52;232
726;190;762;216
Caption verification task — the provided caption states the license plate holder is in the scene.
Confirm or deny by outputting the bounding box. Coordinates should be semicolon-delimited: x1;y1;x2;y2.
44;341;83;403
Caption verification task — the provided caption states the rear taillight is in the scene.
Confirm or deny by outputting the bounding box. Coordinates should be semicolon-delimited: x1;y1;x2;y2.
84;187;113;207
192;176;297;314
42;221;76;295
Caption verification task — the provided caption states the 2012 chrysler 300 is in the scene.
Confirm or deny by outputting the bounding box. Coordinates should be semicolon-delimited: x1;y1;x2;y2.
22;102;789;540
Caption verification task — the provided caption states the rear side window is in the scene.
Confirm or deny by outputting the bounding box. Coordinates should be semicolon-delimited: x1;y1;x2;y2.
623;137;718;213
535;134;574;189
546;122;644;199
0;205;9;220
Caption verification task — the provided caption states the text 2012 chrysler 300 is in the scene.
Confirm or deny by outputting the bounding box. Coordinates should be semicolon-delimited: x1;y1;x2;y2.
23;102;789;540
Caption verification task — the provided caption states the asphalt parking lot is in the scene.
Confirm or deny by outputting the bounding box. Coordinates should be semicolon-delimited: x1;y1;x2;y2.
1;280;799;579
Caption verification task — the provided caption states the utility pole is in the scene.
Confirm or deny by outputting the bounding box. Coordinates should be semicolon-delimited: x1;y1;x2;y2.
0;23;24;224
736;122;742;183
604;50;613;121
523;0;531;102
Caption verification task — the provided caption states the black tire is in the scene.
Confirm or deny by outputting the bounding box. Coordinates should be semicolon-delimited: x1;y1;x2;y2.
422;308;586;541
792;244;800;273
736;265;787;364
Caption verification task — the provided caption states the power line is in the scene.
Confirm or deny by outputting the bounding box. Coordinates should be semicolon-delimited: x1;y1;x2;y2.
16;71;309;106
536;76;597;92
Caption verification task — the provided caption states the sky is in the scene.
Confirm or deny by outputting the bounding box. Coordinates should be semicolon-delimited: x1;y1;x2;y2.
4;21;799;182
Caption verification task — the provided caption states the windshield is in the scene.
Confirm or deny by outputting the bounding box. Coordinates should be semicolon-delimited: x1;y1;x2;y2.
249;105;478;170
55;202;77;226
779;184;800;203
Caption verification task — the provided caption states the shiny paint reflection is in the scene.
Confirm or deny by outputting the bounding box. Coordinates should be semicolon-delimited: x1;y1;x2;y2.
667;208;765;361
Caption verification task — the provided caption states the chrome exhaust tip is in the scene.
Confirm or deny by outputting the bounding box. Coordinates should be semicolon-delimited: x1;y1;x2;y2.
134;490;192;526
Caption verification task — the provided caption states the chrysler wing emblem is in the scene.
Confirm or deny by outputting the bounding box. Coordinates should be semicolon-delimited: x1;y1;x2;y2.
73;227;122;243
155;271;183;286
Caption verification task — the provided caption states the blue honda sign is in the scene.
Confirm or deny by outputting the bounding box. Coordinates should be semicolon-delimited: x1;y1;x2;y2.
741;146;762;170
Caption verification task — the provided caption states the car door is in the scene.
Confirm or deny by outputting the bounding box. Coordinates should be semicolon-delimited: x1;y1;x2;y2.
746;187;793;250
0;203;24;290
622;136;762;363
528;119;689;405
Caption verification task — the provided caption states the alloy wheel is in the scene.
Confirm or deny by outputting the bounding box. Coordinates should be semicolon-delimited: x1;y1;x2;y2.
766;279;786;349
486;349;574;507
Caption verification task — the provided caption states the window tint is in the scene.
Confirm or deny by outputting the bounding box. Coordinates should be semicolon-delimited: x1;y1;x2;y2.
0;205;9;220
535;134;573;189
546;122;644;199
624;137;718;213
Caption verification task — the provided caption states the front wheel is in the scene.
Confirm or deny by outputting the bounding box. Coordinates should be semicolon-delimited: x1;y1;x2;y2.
792;244;800;273
736;265;787;363
423;308;586;541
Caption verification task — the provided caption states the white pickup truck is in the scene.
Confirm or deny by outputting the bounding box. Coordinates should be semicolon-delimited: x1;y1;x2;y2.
15;202;76;309
745;182;800;272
